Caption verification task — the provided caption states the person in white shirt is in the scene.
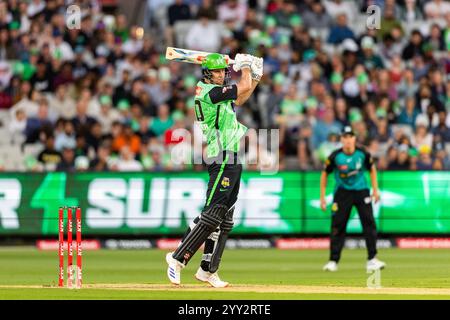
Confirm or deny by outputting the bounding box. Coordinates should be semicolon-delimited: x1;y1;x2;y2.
116;145;143;171
51;30;74;62
9;81;39;119
218;0;247;31
424;0;450;21
47;84;76;120
9;109;27;140
95;95;122;134
323;0;355;23
27;0;45;17
185;11;221;53
122;26;144;55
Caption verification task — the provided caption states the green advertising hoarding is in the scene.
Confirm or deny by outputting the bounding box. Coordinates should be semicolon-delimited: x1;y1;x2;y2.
0;172;448;235
303;172;450;233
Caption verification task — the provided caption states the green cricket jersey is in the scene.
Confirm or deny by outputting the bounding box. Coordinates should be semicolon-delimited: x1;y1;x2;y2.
323;147;374;191
194;81;248;158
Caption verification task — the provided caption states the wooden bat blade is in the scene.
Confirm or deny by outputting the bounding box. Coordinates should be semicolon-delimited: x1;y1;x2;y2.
165;47;234;65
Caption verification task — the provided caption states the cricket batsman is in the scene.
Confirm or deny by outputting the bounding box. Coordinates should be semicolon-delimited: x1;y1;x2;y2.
166;52;263;287
320;126;386;272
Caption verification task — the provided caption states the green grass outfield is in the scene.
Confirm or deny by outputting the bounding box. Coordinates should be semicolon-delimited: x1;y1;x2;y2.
0;248;450;299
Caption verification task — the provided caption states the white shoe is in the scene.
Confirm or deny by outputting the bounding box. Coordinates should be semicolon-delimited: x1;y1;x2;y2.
166;252;185;285
323;261;338;272
367;258;386;271
195;267;229;288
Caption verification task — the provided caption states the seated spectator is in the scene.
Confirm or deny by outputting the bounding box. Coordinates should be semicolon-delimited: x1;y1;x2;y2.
426;23;445;52
432;111;450;143
151;104;174;137
327;13;355;45
424;0;450;21
116;145;143;171
397;69;418;102
387;144;411;170
323;0;355;22
47;84;76;120
89;143;111;172
30;59;53;93
186;9;221;53
55;120;76;151
74;134;88;157
379;6;404;40
272;0;297;29
71;99;97;133
416;145;434;170
9;109;27;140
302;1;333;30
56;147;76;172
434;142;450;170
122;26;144;56
398;0;423;23
218;0;247;31
74;156;90;172
397;97;419;128
275;84;303;153
402;30;424;61
411;123;433;150
86;121;104;153
312;107;342;149
136;116;156;141
360;36;384;70
112;123;141;154
37;135;62;170
25;98;52;143
168;0;191;27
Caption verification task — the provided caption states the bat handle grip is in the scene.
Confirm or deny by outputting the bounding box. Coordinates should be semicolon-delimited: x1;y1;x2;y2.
228;59;235;65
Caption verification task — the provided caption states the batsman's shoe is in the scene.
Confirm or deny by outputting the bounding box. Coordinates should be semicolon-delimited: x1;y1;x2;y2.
166;252;185;285
195;267;229;288
366;258;386;271
323;261;338;272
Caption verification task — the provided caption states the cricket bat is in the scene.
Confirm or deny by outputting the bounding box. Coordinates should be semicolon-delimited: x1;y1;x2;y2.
165;47;235;65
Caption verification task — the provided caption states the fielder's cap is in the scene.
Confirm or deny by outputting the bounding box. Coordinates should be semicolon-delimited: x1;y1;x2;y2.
341;126;355;136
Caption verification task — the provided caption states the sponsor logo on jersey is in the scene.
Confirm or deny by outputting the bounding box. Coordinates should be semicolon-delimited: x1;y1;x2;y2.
195;86;202;96
338;165;348;170
222;85;233;93
331;202;338;212
221;177;230;188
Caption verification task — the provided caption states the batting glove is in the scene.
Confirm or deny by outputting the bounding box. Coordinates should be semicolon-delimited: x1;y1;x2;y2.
250;56;264;82
233;53;253;72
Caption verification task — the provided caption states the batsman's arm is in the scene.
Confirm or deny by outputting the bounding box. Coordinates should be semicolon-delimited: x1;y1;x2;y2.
235;79;258;106
235;68;254;106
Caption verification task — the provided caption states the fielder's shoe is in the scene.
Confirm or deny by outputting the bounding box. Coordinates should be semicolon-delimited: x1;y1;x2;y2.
166;252;185;285
366;258;386;271
323;261;338;272
195;267;229;288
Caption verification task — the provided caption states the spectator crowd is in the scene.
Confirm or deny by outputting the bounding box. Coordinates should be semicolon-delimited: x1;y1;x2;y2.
0;0;449;172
